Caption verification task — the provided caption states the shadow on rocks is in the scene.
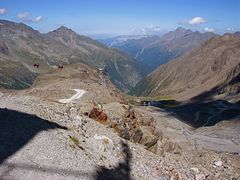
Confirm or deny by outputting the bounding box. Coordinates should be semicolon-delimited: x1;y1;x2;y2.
95;141;132;180
0;108;67;164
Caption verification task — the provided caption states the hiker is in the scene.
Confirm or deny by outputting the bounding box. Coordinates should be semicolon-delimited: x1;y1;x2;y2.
33;63;39;68
58;64;63;69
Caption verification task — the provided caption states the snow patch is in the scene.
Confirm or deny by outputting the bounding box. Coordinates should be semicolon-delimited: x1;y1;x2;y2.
135;47;145;58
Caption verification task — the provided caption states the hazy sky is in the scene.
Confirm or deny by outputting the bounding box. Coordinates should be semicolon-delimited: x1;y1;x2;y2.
0;0;239;37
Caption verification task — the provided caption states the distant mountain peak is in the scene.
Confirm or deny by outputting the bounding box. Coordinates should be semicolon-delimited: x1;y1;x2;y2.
53;26;75;33
175;27;186;32
234;31;240;36
47;26;78;38
160;27;194;41
47;26;78;42
176;27;194;34
58;26;70;30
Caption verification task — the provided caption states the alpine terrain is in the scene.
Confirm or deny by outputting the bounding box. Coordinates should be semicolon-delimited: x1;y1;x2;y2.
130;34;240;102
0;1;240;180
1;63;239;179
101;27;217;70
0;20;149;91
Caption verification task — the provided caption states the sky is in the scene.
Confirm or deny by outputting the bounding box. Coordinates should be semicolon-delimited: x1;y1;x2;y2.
0;0;239;38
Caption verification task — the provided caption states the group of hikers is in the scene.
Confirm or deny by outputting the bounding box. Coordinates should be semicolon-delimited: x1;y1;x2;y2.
33;63;63;69
33;61;108;85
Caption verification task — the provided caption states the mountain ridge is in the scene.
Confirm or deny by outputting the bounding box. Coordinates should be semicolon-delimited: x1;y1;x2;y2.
100;27;218;70
0;19;149;91
130;33;240;102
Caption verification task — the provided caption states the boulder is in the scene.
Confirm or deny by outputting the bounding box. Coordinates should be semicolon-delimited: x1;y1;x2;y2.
125;108;136;119
135;126;160;149
119;127;131;140
140;117;154;126
0;43;9;55
214;160;223;167
98;111;107;122
156;138;182;155
190;167;200;174
132;128;143;143
88;107;107;123
89;107;101;119
195;173;206;180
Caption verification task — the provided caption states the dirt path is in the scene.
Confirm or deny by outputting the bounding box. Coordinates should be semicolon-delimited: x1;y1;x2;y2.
59;89;86;103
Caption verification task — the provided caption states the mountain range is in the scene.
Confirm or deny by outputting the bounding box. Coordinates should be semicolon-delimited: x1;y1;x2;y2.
130;34;240;102
1;19;239;103
101;27;217;70
234;31;240;36
98;35;153;47
0;20;149;91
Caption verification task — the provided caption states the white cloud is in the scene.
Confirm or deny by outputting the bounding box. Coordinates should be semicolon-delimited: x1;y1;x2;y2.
226;27;234;32
189;17;206;25
17;12;30;19
204;27;215;32
0;8;7;15
17;12;43;23
146;25;161;32
33;16;43;22
132;25;162;35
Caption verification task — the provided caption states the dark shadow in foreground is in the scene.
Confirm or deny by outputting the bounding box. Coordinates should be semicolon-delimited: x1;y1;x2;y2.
95;141;132;180
0;108;67;164
164;100;240;128
142;99;240;128
0;162;92;178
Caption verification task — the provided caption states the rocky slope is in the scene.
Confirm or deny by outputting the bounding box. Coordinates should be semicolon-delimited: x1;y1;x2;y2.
102;27;217;70
0;59;37;89
27;63;124;104
0;20;149;91
0;63;239;179
130;34;240;103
